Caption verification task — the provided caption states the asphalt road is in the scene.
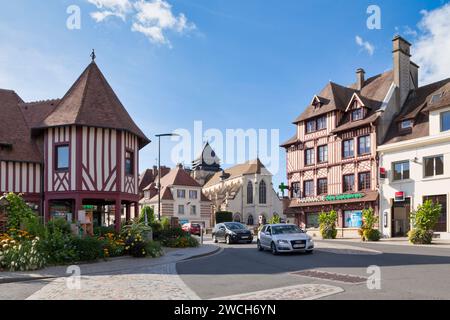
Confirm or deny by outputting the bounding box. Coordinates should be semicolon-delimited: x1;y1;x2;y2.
177;239;450;300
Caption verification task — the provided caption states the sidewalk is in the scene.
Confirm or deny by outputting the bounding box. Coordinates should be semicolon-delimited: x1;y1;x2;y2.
319;237;450;249
0;244;220;284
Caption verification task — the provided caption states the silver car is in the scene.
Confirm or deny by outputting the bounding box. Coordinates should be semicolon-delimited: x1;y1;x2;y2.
257;224;314;255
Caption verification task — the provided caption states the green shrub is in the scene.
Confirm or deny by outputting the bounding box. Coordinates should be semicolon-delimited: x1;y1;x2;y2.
47;218;72;235
145;241;163;257
215;211;233;224
409;200;442;245
408;229;433;245
72;237;103;262
139;206;156;225
154;227;188;243
121;219;152;238
94;225;115;237
359;208;380;242
3;192;38;230
319;210;337;239
39;230;78;265
164;235;199;248
161;217;171;230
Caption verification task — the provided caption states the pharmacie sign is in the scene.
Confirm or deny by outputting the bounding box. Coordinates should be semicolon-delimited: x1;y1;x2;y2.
297;193;365;204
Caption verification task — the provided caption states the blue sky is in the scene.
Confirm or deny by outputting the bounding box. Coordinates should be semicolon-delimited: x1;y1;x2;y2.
1;0;449;192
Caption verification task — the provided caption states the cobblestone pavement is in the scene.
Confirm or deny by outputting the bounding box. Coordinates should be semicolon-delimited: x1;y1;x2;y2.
211;284;344;300
26;263;200;300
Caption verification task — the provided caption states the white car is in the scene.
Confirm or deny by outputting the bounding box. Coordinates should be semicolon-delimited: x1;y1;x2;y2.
257;224;314;255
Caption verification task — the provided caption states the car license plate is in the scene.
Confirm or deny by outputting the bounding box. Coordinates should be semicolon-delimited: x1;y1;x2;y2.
241;236;249;239
293;244;305;248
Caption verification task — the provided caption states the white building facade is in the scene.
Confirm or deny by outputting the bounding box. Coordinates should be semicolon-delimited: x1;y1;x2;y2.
379;88;450;239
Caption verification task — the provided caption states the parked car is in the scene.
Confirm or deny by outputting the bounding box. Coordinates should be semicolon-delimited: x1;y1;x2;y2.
212;222;253;244
182;223;202;236
257;224;314;255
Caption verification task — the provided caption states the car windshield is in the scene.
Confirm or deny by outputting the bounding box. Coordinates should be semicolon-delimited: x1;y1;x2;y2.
271;225;303;235
224;223;246;230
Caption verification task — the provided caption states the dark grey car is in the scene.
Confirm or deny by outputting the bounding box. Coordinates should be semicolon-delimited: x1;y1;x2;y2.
212;222;253;244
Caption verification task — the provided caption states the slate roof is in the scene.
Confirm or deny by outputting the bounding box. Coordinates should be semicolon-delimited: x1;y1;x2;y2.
33;62;150;148
203;159;267;188
0;89;42;163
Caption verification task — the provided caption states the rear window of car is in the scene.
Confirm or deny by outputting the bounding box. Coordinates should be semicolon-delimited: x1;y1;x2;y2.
191;224;200;227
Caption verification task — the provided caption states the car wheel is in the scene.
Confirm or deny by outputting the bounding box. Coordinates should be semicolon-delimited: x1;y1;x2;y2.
271;242;278;255
213;235;218;243
257;240;263;251
226;235;231;245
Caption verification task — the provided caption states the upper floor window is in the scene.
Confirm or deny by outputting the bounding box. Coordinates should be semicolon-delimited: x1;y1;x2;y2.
291;182;301;198
424;155;444;177
190;205;197;215
317;178;328;195
441;111;450;132
358;172;371;190
247;181;253;204
177;189;186;198
393;161;410;181
259;180;267;204
305;116;327;133
178;205;185;215
305;148;315;166
400;120;413;130
189;190;198;199
317;116;327;130
125;151;134;175
55;145;69;171
358;135;371;155
352;108;364;121
318;145;328;163
304;180;314;197
343;139;354;159
343;174;355;192
306;120;316;133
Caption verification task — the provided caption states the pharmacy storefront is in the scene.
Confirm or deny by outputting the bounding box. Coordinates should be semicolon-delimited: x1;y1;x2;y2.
285;191;379;238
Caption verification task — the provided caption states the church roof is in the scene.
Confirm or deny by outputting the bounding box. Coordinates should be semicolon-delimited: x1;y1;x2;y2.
33;62;150;148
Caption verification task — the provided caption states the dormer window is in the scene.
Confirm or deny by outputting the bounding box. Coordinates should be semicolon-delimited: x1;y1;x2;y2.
400;120;413;130
305;116;327;133
351;108;364;121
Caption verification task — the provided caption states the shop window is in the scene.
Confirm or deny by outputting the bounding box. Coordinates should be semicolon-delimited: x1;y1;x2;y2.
423;195;447;232
125;151;134;175
305;148;315;166
358;135;371;155
304;180;314;197
318;145;328;163
358;172;371;190
55;145;69;171
343;139;354;158
343;174;355;192
424;155;444;177
317;178;328;195
441;111;450;132
306;212;320;229
393;161;410;181
344;210;363;228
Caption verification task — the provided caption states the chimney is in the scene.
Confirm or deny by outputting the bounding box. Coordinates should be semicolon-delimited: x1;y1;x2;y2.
393;35;412;106
356;68;365;91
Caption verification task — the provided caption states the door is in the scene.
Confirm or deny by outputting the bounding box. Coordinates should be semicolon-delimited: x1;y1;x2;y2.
216;225;226;240
391;198;411;237
261;226;272;247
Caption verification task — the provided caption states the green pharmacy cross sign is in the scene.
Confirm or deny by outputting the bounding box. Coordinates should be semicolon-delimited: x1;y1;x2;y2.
279;182;289;197
325;193;365;201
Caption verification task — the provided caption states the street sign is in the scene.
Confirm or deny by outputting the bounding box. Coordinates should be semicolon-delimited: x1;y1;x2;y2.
394;191;405;202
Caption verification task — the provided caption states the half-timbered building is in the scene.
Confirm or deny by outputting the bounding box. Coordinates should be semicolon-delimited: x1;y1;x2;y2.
281;36;417;237
0;57;150;232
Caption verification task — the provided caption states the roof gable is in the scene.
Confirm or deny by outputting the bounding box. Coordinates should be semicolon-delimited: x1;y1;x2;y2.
35;62;150;148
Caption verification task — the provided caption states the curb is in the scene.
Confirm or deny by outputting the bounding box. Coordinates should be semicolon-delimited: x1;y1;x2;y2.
180;245;222;261
0;275;57;285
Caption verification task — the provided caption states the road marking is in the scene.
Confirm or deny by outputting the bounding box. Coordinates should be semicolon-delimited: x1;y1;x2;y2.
211;283;344;300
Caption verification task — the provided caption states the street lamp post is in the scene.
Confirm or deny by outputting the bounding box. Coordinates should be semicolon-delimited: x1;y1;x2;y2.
155;133;179;221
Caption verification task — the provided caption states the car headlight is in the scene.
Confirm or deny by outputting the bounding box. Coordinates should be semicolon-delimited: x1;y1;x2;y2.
277;240;289;244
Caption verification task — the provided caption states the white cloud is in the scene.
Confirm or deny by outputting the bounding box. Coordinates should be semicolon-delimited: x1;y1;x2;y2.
355;35;375;56
87;0;195;46
87;0;132;22
132;0;195;45
413;3;450;85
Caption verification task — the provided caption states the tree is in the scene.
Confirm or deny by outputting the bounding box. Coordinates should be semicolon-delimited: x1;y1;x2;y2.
408;200;442;245
139;206;155;225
